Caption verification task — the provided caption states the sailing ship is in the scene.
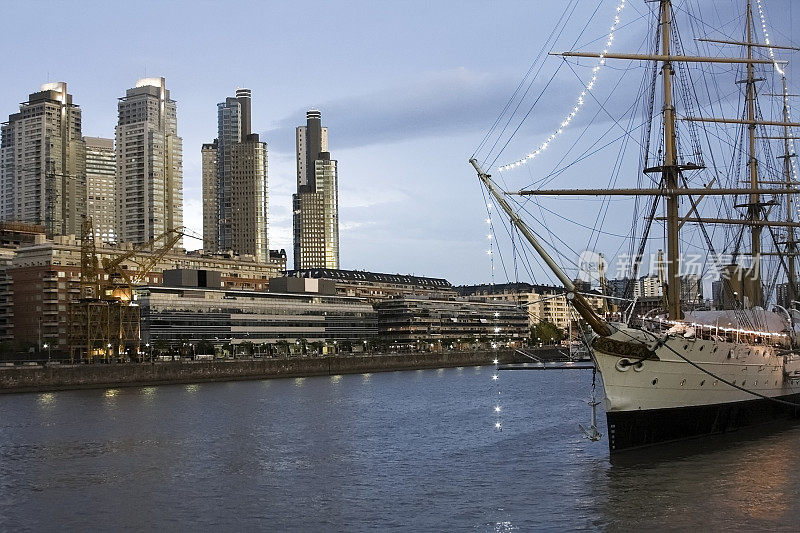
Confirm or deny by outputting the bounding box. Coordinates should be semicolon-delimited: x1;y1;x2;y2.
472;0;800;452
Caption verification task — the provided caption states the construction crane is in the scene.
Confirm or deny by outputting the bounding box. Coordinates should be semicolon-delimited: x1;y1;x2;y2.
100;228;185;302
69;218;188;362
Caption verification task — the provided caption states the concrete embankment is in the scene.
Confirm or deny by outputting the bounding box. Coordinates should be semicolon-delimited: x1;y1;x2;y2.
0;350;529;394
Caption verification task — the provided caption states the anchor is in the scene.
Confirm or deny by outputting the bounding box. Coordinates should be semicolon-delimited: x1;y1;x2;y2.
579;368;603;442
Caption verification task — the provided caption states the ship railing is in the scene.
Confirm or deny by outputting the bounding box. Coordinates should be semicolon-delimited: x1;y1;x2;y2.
634;316;790;347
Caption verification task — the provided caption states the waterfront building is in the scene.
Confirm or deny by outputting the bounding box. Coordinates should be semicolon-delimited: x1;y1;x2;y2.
116;77;183;245
0;82;86;237
293;110;339;270
84;136;116;242
6;236;286;351
374;296;529;345
138;283;376;349
0;223;46;344
203;89;269;261
457;282;606;332
284;268;455;302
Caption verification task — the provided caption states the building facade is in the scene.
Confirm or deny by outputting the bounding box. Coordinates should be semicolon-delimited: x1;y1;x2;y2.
84;136;116;242
375;296;529;344
138;285;376;347
0;82;86;237
293;110;339;270
116;77;183;245
203;88;269;261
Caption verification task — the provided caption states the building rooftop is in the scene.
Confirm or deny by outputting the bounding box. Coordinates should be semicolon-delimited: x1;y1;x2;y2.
285;268;452;288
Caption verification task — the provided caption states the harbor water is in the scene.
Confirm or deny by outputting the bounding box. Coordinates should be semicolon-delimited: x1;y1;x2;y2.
2;365;800;530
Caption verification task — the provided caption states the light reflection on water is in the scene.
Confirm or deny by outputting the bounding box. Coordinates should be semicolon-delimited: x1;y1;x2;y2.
1;367;799;530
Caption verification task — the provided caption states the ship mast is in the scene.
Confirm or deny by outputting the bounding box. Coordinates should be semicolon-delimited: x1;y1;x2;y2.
745;0;764;307
469;158;612;336
660;0;681;319
475;0;799;324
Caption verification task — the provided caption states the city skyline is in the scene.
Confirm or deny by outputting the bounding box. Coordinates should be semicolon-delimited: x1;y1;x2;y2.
2;1;798;286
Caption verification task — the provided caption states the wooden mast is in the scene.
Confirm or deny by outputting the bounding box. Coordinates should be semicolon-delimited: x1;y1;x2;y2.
745;0;764;307
661;0;681;320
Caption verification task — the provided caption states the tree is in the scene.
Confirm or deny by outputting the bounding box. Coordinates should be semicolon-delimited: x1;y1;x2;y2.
531;321;565;345
276;340;289;356
196;339;215;356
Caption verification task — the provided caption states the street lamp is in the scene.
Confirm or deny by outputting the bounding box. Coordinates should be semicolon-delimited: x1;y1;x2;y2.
145;343;151;363
43;343;50;364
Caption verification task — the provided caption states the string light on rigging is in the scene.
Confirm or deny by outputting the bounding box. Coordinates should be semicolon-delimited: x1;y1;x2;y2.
755;0;785;75
498;0;627;172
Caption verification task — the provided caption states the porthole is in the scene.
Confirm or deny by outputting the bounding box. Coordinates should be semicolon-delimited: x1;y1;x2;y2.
714;380;718;386
652;378;658;385
713;347;718;353
727;351;732;359
699;345;704;352
684;344;689;350
700;380;705;386
742;380;746;386
680;379;686;386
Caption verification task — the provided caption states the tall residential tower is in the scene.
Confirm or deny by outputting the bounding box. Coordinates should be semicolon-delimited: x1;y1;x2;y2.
116;77;183;244
84;136;116;242
202;88;269;261
0;82;86;237
293;110;339;269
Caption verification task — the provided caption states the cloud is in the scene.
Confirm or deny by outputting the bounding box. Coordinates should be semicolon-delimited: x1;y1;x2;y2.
262;67;520;152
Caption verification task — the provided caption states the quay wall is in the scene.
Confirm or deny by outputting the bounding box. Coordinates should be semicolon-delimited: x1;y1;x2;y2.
0;350;534;394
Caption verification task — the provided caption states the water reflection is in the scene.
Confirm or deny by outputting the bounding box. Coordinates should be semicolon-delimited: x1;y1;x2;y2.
597;421;800;529
37;393;55;408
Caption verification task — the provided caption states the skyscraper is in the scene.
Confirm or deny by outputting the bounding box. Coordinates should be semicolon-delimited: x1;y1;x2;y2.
201;140;218;252
116;77;183;245
0;82;86;237
84;136;116;242
202;88;269;261
293;110;339;269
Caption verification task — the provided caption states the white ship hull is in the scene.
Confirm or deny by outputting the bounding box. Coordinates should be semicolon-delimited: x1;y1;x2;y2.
593;326;800;452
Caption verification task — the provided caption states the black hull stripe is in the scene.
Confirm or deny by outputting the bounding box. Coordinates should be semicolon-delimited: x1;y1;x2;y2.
607;393;800;453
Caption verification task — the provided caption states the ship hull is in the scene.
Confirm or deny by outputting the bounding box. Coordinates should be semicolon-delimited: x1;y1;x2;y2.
592;326;800;453
607;392;800;452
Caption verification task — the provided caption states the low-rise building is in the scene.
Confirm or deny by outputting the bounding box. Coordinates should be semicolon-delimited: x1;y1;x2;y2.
375;296;528;345
456;282;606;331
7;236;287;350
137;285;377;348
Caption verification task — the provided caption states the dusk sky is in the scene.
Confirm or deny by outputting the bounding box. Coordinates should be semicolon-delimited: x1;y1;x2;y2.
2;0;798;286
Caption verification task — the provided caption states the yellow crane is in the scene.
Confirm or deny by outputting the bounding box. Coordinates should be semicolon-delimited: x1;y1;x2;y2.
69;218;187;362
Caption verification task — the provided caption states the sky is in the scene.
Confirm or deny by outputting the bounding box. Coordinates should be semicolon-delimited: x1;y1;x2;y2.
1;0;799;287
